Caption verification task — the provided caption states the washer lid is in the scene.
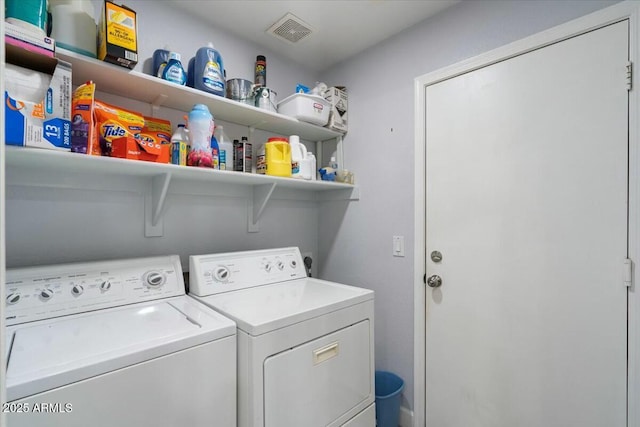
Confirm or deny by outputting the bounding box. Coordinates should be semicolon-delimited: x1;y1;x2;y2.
194;278;373;336
6;296;235;401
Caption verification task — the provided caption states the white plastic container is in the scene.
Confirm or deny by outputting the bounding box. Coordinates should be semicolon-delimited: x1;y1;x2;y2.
307;152;317;181
289;135;308;179
278;93;330;126
215;125;234;171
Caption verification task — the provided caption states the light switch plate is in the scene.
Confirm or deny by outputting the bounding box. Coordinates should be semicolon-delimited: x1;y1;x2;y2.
393;235;405;257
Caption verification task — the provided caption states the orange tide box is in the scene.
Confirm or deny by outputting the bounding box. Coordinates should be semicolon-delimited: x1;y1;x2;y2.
111;136;170;163
98;1;138;69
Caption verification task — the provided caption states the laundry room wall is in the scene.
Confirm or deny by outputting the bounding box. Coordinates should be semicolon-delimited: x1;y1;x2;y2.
5;0;324;270
319;0;621;416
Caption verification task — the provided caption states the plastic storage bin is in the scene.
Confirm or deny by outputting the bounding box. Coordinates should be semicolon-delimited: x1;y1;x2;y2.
277;93;330;126
375;370;404;427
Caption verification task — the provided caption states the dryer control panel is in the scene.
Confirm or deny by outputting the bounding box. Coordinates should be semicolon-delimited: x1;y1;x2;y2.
189;247;308;296
5;255;185;326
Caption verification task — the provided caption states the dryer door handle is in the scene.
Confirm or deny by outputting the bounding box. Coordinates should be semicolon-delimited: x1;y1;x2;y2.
313;341;339;365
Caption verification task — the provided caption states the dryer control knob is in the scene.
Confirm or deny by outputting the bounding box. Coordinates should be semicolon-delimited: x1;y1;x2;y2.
100;280;112;292
144;271;166;288
263;262;272;273
276;261;285;271
6;292;21;305
72;284;84;296
213;266;230;283
40;288;54;300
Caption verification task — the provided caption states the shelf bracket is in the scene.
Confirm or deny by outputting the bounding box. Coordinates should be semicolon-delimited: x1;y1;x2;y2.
248;183;277;233
145;172;172;237
150;93;168;117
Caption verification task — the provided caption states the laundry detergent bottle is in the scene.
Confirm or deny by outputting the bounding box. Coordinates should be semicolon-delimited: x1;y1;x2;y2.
187;104;214;168
289;135;308;179
214;125;233;171
161;52;187;85
188;42;225;96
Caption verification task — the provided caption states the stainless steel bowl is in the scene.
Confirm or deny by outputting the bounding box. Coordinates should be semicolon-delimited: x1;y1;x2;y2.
226;78;255;105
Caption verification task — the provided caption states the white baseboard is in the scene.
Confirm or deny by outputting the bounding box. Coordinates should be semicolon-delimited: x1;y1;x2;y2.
399;405;414;427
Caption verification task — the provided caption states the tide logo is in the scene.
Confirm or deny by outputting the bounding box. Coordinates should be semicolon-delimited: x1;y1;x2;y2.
101;122;127;138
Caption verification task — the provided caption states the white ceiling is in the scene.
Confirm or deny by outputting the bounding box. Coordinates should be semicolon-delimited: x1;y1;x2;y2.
166;0;460;72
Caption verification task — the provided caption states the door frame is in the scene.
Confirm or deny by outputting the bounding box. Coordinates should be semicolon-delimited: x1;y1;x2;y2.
413;2;640;426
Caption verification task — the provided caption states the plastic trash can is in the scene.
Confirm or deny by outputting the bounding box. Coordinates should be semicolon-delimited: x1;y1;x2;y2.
375;370;404;427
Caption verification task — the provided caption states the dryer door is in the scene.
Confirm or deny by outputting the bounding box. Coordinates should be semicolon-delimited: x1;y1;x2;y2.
263;320;372;427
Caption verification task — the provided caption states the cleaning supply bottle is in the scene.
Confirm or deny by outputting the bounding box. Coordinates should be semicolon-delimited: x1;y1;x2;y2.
257;137;291;177
186;104;214;168
214;125;233;171
255;55;266;87
188;43;225;96
289;135;308;179
153;46;170;77
161;52;187;85
170;124;189;166
210;135;220;169
307;152;317;180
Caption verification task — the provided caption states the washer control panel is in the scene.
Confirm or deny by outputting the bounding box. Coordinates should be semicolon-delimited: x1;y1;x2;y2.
5;255;184;326
189;247;307;296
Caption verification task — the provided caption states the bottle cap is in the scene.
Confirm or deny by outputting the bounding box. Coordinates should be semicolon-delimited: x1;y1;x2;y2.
257;55;266;61
188;104;213;121
169;52;181;61
289;135;300;144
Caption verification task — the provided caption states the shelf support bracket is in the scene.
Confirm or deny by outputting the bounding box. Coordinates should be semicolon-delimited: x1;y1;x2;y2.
145;172;172;237
248;183;277;233
150;93;168;117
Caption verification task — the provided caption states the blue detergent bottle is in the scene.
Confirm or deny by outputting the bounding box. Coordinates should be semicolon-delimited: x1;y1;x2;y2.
152;46;170;77
188;42;225;96
161;52;187;85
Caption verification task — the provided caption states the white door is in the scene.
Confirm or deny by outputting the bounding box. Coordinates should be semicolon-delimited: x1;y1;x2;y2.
425;21;629;427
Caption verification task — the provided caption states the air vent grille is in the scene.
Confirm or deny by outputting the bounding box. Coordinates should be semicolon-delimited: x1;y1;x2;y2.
267;13;313;44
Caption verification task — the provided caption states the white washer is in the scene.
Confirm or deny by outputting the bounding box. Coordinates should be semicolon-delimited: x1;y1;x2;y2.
189;247;376;427
5;255;236;427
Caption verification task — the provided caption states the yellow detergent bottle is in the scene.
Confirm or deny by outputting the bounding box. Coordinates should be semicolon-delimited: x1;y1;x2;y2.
257;137;291;177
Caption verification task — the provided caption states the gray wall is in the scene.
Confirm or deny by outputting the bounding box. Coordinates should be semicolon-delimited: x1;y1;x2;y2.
319;0;622;411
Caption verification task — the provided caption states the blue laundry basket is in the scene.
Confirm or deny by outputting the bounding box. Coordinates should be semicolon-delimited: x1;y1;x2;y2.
375;370;404;427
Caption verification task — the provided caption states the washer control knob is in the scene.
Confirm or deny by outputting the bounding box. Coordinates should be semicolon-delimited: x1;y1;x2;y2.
40;288;54;300
100;280;112;292
6;292;21;305
290;260;297;269
263;262;272;273
214;266;230;283
276;261;285;271
144;271;166;288
71;284;84;296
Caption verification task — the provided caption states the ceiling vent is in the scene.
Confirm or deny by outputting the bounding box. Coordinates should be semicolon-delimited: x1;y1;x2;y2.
267;13;313;44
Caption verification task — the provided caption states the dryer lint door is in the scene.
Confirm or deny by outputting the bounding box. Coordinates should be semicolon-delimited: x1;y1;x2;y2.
263;320;372;427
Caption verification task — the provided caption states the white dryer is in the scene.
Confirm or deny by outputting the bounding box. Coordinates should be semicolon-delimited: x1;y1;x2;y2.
189;247;375;427
5;255;236;427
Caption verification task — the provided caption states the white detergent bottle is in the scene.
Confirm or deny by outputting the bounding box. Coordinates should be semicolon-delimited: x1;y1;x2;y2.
307;152;317;180
214;125;234;171
289;135;308;179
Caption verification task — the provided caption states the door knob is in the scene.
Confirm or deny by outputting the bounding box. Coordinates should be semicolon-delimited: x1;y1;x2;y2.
427;275;442;288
